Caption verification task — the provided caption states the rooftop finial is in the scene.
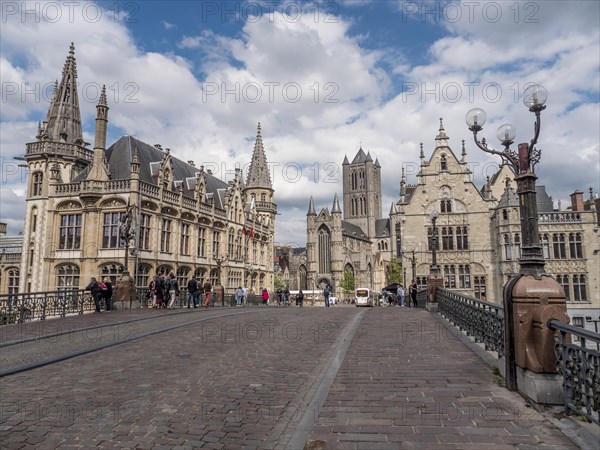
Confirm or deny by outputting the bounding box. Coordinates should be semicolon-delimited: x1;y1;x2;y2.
98;85;107;106
257;122;261;136
419;142;424;159
439;117;444;132
69;42;75;55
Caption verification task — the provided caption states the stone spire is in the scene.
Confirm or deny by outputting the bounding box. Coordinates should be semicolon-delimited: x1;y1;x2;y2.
332;193;342;214
400;166;406;198
343;155;349;165
419;143;425;166
461;139;467;162
307;195;316;216
86;85;110;181
40;43;83;144
245;122;273;189
435;117;449;148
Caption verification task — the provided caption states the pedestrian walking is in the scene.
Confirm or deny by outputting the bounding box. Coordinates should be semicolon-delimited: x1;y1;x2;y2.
167;273;179;309
203;279;212;307
409;280;418;308
296;290;304;307
235;286;243;306
323;285;331;307
102;277;113;311
85;277;103;313
187;276;199;308
241;285;247;306
261;288;269;305
397;284;405;307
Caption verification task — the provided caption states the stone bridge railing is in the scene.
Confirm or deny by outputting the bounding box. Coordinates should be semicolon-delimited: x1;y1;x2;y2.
433;288;599;426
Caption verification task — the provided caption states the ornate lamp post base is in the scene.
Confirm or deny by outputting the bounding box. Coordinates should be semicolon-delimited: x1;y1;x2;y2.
115;270;137;309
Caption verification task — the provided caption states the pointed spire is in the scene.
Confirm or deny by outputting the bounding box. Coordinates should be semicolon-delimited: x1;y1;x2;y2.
343;155;349;165
131;145;140;175
365;151;373;162
390;202;398;214
87;83;110;182
461;139;467;162
419;142;425;166
332;193;341;214
307;196;316;216
374;157;381;168
42;43;83;144
245;122;273;189
435;117;449;148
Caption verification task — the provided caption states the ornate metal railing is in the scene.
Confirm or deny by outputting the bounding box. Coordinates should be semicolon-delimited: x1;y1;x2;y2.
437;288;505;358
548;319;600;425
0;289;95;324
416;289;427;308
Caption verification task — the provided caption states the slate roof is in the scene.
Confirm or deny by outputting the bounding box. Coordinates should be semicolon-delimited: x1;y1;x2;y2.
351;147;368;164
76;136;229;209
341;221;370;242
497;184;519;208
536;186;554;212
375;218;390;237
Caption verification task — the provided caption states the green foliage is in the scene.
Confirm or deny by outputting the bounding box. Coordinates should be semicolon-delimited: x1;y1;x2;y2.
385;257;403;285
339;269;356;298
274;273;286;291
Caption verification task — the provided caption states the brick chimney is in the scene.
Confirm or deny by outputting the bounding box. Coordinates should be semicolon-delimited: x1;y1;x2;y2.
570;191;584;212
188;160;195;167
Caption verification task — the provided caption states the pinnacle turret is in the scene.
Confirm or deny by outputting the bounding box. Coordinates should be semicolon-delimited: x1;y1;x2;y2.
246;122;273;190
308;196;316;216
332;193;341;214
40;43;83;145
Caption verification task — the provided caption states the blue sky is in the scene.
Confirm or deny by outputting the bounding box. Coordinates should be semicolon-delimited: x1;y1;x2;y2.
1;1;599;247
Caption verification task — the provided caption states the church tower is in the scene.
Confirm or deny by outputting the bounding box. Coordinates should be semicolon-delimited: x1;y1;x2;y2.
20;43;92;292
244;123;277;288
342;146;382;239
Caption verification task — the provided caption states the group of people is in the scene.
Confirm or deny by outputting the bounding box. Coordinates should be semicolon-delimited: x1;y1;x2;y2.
148;273;213;309
392;280;418;307
85;277;113;312
234;286;248;306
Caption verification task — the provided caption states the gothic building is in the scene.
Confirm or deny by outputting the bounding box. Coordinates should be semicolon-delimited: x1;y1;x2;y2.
17;44;276;294
290;120;599;327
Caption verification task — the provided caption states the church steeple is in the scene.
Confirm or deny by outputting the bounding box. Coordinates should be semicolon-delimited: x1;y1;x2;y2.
435;117;449;149
246;122;273;190
308;196;316;216
40;43;83;145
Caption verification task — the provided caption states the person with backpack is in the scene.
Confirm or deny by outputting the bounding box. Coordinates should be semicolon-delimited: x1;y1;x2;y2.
187;277;199;308
296;290;304;307
85;277;103;313
102;277;113;311
167;273;179;309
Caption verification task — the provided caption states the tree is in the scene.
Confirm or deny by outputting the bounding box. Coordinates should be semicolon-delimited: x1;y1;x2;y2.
339;269;356;299
274;273;286;291
386;257;403;285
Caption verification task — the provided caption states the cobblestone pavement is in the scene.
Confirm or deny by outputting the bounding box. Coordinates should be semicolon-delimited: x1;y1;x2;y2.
306;307;580;450
1;309;257;371
0;307;358;449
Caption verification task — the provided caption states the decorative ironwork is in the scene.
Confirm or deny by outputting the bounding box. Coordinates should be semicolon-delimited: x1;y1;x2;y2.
416;289;427;308
548;319;600;425
0;290;95;324
437;288;505;358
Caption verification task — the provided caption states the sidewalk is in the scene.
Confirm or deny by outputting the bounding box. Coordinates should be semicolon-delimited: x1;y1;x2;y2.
306;307;579;450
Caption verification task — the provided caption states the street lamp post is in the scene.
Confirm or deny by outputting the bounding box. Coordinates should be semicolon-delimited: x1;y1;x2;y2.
411;250;416;283
466;84;548;276
425;210;443;312
466;84;569;393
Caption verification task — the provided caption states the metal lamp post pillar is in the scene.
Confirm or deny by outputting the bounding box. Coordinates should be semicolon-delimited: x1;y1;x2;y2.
426;211;443;311
466;85;569;401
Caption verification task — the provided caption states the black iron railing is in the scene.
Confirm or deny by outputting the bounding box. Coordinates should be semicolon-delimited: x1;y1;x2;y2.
416;289;427;308
548;319;600;425
437;288;505;358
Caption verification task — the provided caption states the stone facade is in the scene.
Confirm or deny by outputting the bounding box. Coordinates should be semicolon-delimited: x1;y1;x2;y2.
17;44;276;295
290;119;599;333
0;223;22;295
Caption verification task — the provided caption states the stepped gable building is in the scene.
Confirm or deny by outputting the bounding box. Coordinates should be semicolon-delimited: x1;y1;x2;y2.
18;44;276;294
289;119;599;326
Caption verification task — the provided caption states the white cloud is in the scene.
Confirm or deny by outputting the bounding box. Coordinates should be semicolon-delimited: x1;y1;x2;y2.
0;1;598;249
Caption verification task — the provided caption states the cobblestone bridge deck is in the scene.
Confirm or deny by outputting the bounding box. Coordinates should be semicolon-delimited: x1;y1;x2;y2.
0;306;595;449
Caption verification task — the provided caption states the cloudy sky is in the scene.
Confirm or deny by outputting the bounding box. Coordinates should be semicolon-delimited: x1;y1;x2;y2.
1;0;599;248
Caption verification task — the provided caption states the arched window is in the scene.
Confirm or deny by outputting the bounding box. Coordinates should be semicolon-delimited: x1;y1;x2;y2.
157;265;173;277
236;230;243;261
458;265;470;288
443;265;456;288
442;227;454;250
440;200;452;213
541;234;550;259
100;263;125;286
210;268;219;287
136;264;152;288
504;234;512;260
569;233;583;259
31;207;38;233
502;209;508;220
440;155;447;171
573;275;587;302
195;267;207;282
56;264;80;290
552;233;566;259
298;265;307;290
177;267;191;288
556;274;570;301
7;269;20;294
456;227;468;250
31;172;43;197
318;226;331;274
